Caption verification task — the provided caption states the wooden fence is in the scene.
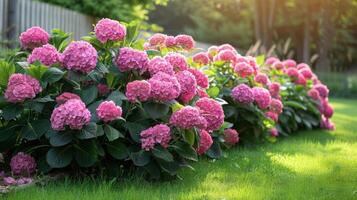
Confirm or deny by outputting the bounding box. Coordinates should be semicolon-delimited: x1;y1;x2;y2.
0;0;95;47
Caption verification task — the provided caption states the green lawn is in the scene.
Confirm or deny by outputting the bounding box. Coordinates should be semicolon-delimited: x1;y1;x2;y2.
4;99;357;200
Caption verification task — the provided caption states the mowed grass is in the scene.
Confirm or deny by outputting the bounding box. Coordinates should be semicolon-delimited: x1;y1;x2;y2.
4;99;357;200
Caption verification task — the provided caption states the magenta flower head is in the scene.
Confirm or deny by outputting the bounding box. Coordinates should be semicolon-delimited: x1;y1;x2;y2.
197;88;209;98
197;130;213;155
174;34;195;50
265;57;279;65
195;97;224;131
252;87;272;110
50;99;91;131
19;26;49;49
3;177;17;186
323;102;334;119
299;68;313;79
192;52;210;65
140;124;171;151
27;44;60;66
268;82;280;98
176;70;197;103
55;92;81;105
295;74;307;86
126;80;151;102
164;52;188;72
297;63;310;70
5;73;42;103
207;46;219;60
218;44;236;52
265;111;278;122
234;62;254;78
313;84;329;98
165;36;176;47
231;84;254;104
170;106;207;130
283;59;296;68
94;18;126;43
187;68;209;89
96;101;122;122
320;116;335;130
10;152;36;175
272;61;284;70
270;98;283;114
308;88;320;100
270;128;279;137
286;68;299;79
97;84;110;96
213;49;237;63
148;56;174;76
224;129;239;145
61;41;97;74
115;47;149;73
148;72;181;102
254;73;270;85
148;33;167;47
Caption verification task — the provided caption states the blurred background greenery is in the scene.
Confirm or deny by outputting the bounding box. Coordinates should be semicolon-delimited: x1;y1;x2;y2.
1;0;357;98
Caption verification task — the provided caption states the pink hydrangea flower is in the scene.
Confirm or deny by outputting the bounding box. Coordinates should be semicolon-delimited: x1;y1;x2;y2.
283;59;296;68
265;111;278;122
297;63;310;70
55;92;81;105
218;44;236;52
148;72;181;102
10;152;36;175
252;87;272;110
234;62;254;78
195;97;224;131
224;129;239;145
96;101;122;122
176;70;197;103
299;68;313;79
272;61;284;70
50;99;91;131
5;73;42;103
19;26;49;49
320;116;335;130
165;36;176;47
16;177;33;185
323;103;334;118
140;124;171;151
265;57;279;65
97;84;110;96
197;130;213;155
213;50;237;63
174;34;195;50
295;74;307;86
270;128;279;137
94;18;126;43
308;88;320;100
3;177;17;186
207;46;219;60
197;88;209;98
286;68;299;79
268;82;280;98
313;84;329;98
231;84;254;104
148;56;174;76
148;33;167;47
125;80;151;102
170;106;207;129
61;41;97;74
270;98;283;114
192;52;210;65
164;53;188;71
254;73;270;85
27;44;59;66
187;68;209;89
115;47;149;72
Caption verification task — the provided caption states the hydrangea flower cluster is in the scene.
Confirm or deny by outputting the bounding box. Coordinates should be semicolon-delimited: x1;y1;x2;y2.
174;34;195;50
27;44;60;66
224;129;239;145
148;57;174;76
55;92;81;104
61;41;98;73
195;97;225;131
192;52;210;65
115;47;149;72
254;73;270;85
10;152;36;175
144;34;195;51
125;80;151;102
5;73;42;103
170;106;207;130
252;87;272;110
231;84;254;104
97;84;110;96
164;53;188;71
94;18;126;43
96;101;122;122
50;99;91;131
148;33;167;47
197;130;213;155
19;26;49;49
187;68;209;89
148;72;181;102
176;70;197;103
140;124;171;151
268;82;281;99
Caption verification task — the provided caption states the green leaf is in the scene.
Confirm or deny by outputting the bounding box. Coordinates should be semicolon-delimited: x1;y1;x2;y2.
42;67;65;84
125;122;146;143
157;159;179;176
104;124;124;141
46;147;73;168
80;85;98;105
2;104;22;120
49;132;73;147
145;50;162;57
77;123;100;139
26;64;48;80
171;141;197;161
143;101;170;119
32;95;54;103
130;150;150;166
74;141;97;167
22;119;52;140
87;100;103;122
285;101;307;110
106;90;127;106
152;146;174;162
106;140;128;160
206;139;222;159
207;86;220;98
183;130;196;145
256;54;265;66
0;60;15;87
0;125;19;142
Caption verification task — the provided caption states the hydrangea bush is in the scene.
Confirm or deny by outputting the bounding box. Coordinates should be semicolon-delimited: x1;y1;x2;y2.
0;18;333;181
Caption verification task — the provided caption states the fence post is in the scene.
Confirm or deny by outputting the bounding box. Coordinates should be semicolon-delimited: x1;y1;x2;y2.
6;0;17;48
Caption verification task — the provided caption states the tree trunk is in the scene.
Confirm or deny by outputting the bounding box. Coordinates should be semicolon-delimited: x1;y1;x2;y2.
302;2;311;64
